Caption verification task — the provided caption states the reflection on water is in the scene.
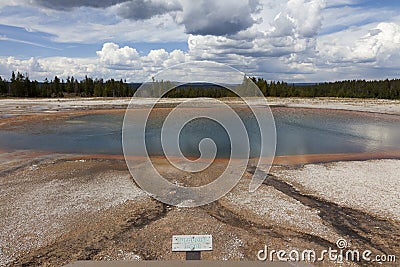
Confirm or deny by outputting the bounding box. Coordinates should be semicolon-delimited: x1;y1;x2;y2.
274;109;400;155
0;107;399;157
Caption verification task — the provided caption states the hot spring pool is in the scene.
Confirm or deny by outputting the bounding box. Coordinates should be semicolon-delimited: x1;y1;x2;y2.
0;107;399;157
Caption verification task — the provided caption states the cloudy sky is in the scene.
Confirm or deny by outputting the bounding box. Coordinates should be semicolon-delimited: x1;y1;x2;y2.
0;0;399;82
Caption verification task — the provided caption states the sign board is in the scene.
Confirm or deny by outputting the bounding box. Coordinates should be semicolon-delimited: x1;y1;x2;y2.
172;235;213;252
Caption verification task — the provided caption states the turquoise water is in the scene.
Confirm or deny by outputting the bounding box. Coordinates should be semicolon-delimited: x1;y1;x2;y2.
0;107;399;156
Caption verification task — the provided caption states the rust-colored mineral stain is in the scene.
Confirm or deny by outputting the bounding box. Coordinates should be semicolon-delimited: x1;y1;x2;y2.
63;150;400;166
272;150;400;165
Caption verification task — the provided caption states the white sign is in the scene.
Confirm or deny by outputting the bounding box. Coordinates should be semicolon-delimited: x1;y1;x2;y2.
172;235;213;252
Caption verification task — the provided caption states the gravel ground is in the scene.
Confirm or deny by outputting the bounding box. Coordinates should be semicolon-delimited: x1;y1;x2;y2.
0;159;146;266
225;178;342;243
274;159;400;221
0;97;399;117
1;158;399;266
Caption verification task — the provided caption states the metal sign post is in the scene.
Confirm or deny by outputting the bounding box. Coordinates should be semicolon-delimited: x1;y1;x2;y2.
172;235;213;260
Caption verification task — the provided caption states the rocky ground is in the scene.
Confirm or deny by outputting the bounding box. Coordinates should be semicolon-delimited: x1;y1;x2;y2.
0;156;398;266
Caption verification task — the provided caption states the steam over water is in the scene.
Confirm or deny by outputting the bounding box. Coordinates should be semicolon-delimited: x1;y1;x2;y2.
0;107;399;157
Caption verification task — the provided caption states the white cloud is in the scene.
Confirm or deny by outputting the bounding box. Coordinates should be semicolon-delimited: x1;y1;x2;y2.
186;0;325;74
0;42;190;81
355;23;400;65
0;0;26;8
1;0;400;82
317;22;400;65
270;0;325;38
97;43;140;68
0;57;44;77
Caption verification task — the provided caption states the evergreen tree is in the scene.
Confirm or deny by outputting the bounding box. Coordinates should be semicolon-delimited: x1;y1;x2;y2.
0;76;8;96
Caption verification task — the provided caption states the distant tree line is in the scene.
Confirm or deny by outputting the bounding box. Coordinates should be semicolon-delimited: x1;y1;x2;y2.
1;71;399;99
251;77;400;99
164;85;237;98
0;71;135;97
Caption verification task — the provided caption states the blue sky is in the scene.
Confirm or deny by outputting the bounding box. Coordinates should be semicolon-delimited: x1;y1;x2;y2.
0;0;399;82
